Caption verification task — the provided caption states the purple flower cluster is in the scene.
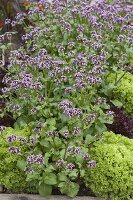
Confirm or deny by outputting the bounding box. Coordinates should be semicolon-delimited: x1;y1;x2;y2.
6;135;17;143
73;127;81;136
87;160;96;167
8;146;21;154
66;163;75;171
59;100;82;118
67;146;81;154
27;154;44;165
56;159;64;167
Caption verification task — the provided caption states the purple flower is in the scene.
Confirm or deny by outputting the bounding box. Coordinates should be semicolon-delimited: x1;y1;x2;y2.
59;100;73;109
5;18;11;24
63;108;82;118
19;137;27;144
74;147;81;154
66;163;75;170
30;137;37;144
87;160;96;167
82;153;91;159
34;154;44;165
64;130;69;138
47;131;54;137
27;154;44;165
0;126;6;132
32;127;41;134
106;111;114;116
73;127;81;136
6;135;17;143
56;159;64;167
8;146;21;154
67;146;74;154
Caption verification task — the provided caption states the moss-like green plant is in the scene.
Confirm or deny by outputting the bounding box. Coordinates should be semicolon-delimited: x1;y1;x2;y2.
84;132;133;200
108;71;133;117
0;127;37;193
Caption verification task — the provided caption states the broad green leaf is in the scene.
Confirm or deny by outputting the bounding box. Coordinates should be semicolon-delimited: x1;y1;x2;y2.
39;183;52;196
44;173;57;185
57;172;68;182
85;134;94;145
67;182;79;197
17;160;26;171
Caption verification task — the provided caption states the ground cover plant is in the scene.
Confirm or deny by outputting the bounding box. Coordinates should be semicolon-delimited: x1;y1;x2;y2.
84;132;133;200
0;126;37;193
0;0;133;198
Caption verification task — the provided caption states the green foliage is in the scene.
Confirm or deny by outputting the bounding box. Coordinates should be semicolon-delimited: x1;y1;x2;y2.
84;132;133;200
0;127;37;193
109;71;133;117
1;0;133;197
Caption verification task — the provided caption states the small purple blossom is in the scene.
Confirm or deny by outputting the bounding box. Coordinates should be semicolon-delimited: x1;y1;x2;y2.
56;159;64;167
73;127;81;136
30;137;37;144
74;147;81;154
0;126;6;132
64;130;69;138
19;137;27;144
87;160;96;167
82;153;91;159
8;146;21;154
6;135;17;143
59;100;73;109
66;163;75;170
67;146;74;154
106;111;114;116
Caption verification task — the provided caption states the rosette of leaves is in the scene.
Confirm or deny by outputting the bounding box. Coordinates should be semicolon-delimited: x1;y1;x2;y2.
0;127;37;193
84;132;133;200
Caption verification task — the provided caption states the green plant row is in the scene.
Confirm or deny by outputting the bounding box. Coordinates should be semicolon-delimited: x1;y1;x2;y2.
0;128;133;200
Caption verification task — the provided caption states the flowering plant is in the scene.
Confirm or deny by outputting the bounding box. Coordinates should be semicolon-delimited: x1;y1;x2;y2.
1;0;133;197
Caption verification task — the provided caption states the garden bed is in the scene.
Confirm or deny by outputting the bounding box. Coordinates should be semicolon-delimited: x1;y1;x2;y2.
0;0;133;200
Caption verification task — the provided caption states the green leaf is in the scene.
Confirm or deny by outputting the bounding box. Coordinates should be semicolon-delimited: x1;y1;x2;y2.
85;134;94;145
57;172;68;182
67;182;79;197
69;169;78;179
111;100;123;108
46;118;56;126
17;160;26;171
39;183;52;196
44;153;51;166
54;137;62;148
80;169;85;177
95;123;107;133
59;181;79;197
40;139;51;149
44;173;57;185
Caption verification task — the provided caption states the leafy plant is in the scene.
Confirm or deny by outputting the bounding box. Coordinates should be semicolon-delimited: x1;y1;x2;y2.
0;126;37;193
108;71;133;117
0;0;133;197
84;132;133;200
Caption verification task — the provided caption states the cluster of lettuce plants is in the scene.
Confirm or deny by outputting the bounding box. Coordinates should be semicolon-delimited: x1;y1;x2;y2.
0;0;133;198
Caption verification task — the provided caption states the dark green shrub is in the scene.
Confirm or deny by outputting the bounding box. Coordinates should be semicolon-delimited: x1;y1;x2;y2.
84;132;133;200
0;127;37;193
